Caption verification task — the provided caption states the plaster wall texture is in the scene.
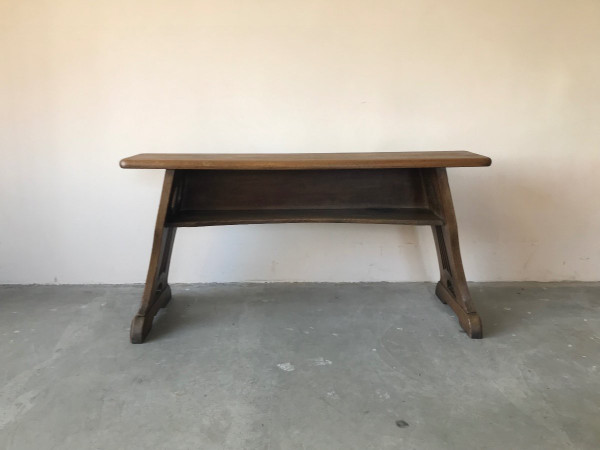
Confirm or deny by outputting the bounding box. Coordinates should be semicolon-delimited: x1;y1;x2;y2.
1;1;599;283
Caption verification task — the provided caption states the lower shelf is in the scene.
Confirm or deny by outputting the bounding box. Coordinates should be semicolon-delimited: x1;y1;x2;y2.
166;208;444;227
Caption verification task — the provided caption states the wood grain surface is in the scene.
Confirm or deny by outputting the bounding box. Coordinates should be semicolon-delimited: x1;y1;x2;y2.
120;151;491;170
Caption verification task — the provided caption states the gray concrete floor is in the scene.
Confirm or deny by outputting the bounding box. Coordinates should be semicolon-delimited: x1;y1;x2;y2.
1;283;599;449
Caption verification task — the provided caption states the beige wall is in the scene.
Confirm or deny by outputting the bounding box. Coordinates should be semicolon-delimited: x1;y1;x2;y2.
1;0;599;283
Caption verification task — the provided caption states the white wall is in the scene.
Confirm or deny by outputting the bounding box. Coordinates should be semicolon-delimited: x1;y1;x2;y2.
1;0;599;284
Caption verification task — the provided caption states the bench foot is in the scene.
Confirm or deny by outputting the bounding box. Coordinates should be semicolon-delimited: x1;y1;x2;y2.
130;285;172;343
435;281;482;338
130;315;150;344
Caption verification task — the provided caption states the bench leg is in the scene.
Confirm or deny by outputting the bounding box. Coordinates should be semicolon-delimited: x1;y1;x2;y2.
424;169;482;338
131;170;178;343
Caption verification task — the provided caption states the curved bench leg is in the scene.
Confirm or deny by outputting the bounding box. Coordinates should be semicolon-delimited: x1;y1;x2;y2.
131;170;178;343
424;168;482;339
431;225;482;338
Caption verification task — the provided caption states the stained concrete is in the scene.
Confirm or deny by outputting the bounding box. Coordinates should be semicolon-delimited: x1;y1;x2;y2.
1;282;599;449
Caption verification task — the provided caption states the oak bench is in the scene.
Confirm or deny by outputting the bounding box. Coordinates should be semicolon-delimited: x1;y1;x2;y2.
120;151;492;343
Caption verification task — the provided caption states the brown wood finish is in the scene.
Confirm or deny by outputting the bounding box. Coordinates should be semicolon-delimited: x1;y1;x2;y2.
130;170;178;344
422;168;482;338
122;151;491;342
178;169;427;210
167;208;444;227
120;151;491;170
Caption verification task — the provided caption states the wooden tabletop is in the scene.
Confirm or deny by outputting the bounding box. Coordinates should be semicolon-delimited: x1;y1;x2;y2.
120;151;491;170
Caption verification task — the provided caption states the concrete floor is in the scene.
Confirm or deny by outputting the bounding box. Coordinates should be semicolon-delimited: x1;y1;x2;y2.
0;283;599;449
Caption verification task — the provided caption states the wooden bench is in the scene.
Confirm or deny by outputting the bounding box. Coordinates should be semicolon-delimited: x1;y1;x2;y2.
120;151;492;343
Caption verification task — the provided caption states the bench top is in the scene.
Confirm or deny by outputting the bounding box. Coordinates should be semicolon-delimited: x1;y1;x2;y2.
120;151;491;170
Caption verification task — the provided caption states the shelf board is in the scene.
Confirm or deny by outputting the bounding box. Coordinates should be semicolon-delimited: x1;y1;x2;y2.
167;208;444;227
